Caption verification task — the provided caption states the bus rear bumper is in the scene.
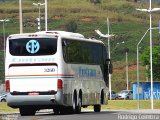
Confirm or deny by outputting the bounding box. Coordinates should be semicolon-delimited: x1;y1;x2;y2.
7;93;61;108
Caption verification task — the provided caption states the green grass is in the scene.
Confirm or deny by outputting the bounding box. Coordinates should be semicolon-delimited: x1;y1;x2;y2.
85;100;160;110
0;103;18;113
106;100;160;110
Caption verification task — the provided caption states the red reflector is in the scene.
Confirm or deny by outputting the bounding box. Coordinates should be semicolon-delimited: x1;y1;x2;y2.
6;80;10;92
58;79;63;89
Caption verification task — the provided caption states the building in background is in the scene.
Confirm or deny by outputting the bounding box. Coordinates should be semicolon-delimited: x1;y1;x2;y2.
140;0;160;3
132;82;160;100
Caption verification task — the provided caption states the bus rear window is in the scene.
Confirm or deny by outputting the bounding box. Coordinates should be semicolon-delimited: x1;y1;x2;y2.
9;38;57;56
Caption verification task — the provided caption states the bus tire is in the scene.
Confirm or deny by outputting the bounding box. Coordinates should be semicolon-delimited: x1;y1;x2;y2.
60;107;67;115
94;105;101;112
19;107;36;116
76;96;82;114
101;90;104;104
1;99;6;102
72;91;77;114
53;106;60;115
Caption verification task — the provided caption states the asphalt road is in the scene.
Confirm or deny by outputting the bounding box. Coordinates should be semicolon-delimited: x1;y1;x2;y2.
1;109;160;120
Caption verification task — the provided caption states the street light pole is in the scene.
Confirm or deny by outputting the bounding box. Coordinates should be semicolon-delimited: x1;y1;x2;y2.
137;27;159;110
149;0;154;110
45;0;48;31
33;3;45;31
107;18;112;100
95;18;114;100
126;51;128;90
136;0;160;110
19;0;23;33
0;19;9;58
125;48;129;90
0;19;9;78
137;28;149;110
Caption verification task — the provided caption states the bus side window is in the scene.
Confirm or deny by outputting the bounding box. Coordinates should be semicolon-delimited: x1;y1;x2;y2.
62;40;66;58
62;40;67;47
62;40;69;62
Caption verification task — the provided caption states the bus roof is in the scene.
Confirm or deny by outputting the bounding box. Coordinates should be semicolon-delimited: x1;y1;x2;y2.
8;31;104;44
36;31;85;38
36;31;104;44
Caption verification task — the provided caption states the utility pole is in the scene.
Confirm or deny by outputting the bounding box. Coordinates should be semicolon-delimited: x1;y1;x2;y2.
19;0;23;33
95;18;114;100
136;0;160;110
45;0;48;31
33;3;45;31
107;18;112;100
125;48;129;90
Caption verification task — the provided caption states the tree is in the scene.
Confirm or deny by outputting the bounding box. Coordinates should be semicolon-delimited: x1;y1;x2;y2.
141;46;160;81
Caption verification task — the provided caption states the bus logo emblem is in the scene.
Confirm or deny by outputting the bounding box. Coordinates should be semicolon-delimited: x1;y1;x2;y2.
26;40;40;54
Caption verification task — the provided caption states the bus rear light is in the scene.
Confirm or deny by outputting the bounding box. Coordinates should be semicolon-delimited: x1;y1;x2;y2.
6;80;10;92
57;79;63;89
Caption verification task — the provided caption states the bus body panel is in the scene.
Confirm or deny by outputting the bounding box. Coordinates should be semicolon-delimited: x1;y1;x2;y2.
7;94;56;107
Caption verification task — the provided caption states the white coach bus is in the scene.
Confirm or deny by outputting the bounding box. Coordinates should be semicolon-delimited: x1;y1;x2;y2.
5;31;112;116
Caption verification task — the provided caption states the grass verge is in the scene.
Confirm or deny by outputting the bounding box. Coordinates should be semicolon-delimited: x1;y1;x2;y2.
106;100;160;110
0;103;18;113
85;100;160;111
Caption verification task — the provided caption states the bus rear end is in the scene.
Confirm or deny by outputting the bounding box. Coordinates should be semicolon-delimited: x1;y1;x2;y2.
5;33;61;115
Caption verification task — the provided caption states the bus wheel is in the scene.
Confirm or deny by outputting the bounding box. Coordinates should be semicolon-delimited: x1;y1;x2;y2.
72;92;77;114
53;106;60;115
60;106;71;115
72;91;82;114
1;99;6;102
19;107;36;116
94;105;101;112
76;97;82;114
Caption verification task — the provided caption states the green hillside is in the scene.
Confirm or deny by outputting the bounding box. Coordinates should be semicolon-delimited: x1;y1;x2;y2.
0;0;160;90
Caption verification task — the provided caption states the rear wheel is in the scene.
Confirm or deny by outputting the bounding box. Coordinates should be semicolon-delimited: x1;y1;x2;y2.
76;97;82;114
94;105;101;112
53;106;60;115
1;99;6;102
72;92;77;114
72;91;82;114
19;107;36;116
94;90;104;112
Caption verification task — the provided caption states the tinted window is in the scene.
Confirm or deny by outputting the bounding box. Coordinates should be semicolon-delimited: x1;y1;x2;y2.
9;38;57;56
62;39;107;65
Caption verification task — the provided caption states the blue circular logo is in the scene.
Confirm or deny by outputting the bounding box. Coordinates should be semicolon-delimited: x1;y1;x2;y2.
26;40;40;54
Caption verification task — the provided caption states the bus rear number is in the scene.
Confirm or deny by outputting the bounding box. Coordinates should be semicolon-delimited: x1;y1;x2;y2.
44;68;55;72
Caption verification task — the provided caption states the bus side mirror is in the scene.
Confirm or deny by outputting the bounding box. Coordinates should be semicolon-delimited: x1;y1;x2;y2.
105;59;113;74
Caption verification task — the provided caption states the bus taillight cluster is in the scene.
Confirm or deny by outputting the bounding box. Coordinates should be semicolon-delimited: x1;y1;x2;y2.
6;80;10;92
57;79;63;90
